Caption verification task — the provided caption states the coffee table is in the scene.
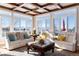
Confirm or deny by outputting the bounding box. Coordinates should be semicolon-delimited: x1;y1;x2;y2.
26;40;55;56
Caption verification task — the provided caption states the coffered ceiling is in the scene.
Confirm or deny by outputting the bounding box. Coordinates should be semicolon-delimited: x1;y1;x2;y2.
0;3;79;16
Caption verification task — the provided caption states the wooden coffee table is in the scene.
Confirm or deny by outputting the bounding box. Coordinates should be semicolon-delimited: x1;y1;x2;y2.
26;41;55;56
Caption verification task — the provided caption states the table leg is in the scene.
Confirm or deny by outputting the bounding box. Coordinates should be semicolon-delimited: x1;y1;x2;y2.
52;43;55;53
52;48;54;53
26;44;29;54
34;37;36;41
40;52;45;56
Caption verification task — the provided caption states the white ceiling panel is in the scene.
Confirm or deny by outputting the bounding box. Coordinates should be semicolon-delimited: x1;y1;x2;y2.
15;7;29;12
36;8;48;13
24;3;38;9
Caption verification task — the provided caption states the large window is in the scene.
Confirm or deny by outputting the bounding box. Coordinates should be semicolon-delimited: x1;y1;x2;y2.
14;17;21;31
0;9;11;16
53;8;76;34
68;15;76;32
36;14;50;33
54;16;60;34
14;13;32;33
1;16;11;36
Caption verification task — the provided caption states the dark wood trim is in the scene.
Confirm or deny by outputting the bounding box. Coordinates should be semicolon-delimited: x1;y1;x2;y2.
62;3;79;9
9;3;19;6
0;6;13;10
7;3;40;16
0;5;33;16
22;6;41;14
32;3;54;12
36;3;79;16
57;4;63;9
0;3;79;16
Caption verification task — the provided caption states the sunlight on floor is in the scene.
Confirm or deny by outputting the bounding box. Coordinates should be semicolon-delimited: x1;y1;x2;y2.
0;48;10;54
56;48;63;52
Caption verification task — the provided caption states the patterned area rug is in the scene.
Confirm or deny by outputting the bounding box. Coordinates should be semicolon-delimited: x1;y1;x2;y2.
0;47;67;56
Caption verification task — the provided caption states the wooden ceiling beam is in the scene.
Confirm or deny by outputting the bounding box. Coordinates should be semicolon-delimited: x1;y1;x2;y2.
32;3;54;12
57;3;63;9
0;5;34;16
13;3;25;10
42;3;54;7
9;3;19;6
22;6;41;14
9;3;40;15
0;5;12;10
0;3;79;16
37;3;79;16
62;3;79;9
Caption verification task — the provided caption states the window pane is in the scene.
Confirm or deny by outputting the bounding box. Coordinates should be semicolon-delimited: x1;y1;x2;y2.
0;10;11;16
14;17;21;31
26;18;32;33
53;8;76;34
68;15;76;32
36;15;50;33
54;16;60;34
1;16;11;36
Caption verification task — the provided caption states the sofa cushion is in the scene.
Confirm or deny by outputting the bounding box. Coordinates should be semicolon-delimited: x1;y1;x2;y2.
20;32;24;40
16;32;24;40
15;32;20;40
7;33;17;41
23;32;30;39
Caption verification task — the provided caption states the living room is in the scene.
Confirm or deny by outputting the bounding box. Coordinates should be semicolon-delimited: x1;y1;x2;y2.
0;3;79;56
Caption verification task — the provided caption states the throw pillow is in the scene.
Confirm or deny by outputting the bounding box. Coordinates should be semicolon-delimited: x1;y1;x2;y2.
58;35;65;41
7;33;16;41
24;32;30;39
42;32;48;39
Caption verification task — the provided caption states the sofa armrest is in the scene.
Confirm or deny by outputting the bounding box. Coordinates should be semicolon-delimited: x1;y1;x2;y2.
4;38;11;49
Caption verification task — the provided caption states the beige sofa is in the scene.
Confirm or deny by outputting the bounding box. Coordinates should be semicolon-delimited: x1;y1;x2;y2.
54;32;77;51
4;32;33;50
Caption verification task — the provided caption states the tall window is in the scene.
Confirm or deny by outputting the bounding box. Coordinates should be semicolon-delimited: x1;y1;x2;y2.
53;8;76;34
20;18;26;31
68;15;76;32
14;17;21;31
25;18;32;32
14;13;32;32
54;16;60;34
1;16;11;36
36;14;50;33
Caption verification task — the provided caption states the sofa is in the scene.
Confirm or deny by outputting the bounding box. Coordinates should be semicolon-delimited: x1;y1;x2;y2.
4;32;34;50
53;32;77;52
